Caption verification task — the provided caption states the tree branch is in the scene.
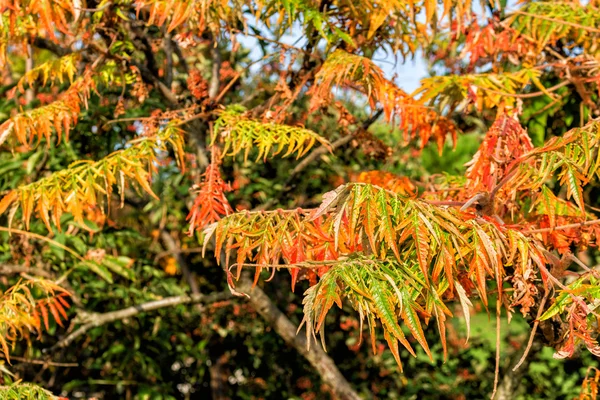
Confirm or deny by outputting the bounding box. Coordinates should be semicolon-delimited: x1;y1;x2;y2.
9;355;78;368
524;218;600;233
160;230;201;296
512;288;550;371
251;112;382;213
163;30;174;89
209;42;221;99
24;43;35;106
46;291;232;352
237;278;361;400
0;264;53;278
276;109;383;200
32;37;70;56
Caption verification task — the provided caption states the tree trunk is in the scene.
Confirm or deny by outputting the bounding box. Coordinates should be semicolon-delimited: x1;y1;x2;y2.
238;278;361;400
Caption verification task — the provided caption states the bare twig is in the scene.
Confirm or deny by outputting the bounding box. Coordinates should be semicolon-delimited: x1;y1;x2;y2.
32;37;70;56
8;355;78;368
214;73;240;104
0;228;87;265
569;254;600;278
425;200;466;207
512;288;550;371
0;264;53;278
286;109;383;190
172;39;189;74
481;79;570;100
47;291;232;351
25;43;35;106
160;230;201;296
524;218;600;234
491;304;501;399
495;336;542;399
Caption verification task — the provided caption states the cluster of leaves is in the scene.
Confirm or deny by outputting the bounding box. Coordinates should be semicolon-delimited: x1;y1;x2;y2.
213;105;330;161
0;380;65;400
458;19;537;70
0;122;185;231
349;170;417;197
0;73;95;147
416;68;548;113
0;278;69;362
11;54;80;96
203;178;560;367
300;255;440;370
311;50;457;152
579;367;600;400
0;0;78;67
186;147;234;233
539;274;600;359
506;1;600;53
4;0;600;397
134;0;246;35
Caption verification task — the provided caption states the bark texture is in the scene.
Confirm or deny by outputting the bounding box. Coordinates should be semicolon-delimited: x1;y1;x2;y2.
238;278;361;400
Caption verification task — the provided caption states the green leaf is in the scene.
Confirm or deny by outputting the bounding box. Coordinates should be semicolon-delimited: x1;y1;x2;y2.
455;280;473;342
79;260;113;283
102;256;135;281
370;278;415;356
376;190;400;260
400;286;431;359
50;233;66;261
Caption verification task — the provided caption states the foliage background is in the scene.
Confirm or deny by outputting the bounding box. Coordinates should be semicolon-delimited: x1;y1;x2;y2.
2;0;600;399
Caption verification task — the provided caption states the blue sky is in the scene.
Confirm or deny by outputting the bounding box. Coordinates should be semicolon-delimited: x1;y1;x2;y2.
236;29;428;93
375;51;428;93
234;1;528;93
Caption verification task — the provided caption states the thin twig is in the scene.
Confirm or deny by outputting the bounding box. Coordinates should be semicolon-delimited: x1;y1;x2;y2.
511;9;600;34
491;302;501;399
524;218;600;233
288;109;383;184
229;260;341;270
214;72;240;104
163;29;174;89
0;264;53;278
8;355;78;367
425;200;466;207
24;43;35;106
480;79;570;100
160;230;201;296
512;288;550;371
231;29;322;57
0;228;87;264
569;254;600;278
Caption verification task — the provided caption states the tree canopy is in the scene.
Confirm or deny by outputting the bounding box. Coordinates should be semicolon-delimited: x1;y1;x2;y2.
2;0;600;398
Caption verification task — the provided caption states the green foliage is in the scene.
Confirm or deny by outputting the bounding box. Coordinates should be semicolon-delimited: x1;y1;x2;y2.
213;105;330;161
0;122;185;230
508;2;600;52
0;380;60;400
3;0;600;398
